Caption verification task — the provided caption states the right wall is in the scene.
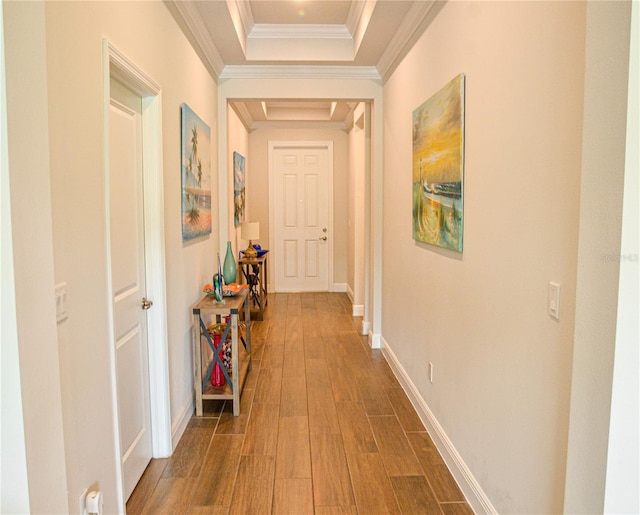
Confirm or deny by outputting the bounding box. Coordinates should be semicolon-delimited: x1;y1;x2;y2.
383;2;587;512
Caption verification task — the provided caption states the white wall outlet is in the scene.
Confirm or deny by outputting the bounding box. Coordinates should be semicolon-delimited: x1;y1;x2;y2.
428;362;434;383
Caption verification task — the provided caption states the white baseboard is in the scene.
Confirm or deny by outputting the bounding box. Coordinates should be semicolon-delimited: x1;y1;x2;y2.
332;282;347;292
369;331;382;349
345;285;363;316
381;336;497;515
170;397;193;451
346;284;355;302
362;319;371;336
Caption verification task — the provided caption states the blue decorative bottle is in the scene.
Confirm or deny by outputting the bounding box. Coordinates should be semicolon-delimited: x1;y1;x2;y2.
213;253;223;303
223;241;237;284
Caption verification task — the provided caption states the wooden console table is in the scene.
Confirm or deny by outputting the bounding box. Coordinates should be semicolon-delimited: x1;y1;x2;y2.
238;253;268;321
191;289;251;416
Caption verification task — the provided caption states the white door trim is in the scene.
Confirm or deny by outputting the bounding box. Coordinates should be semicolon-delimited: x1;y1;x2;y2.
103;41;171;511
268;141;334;292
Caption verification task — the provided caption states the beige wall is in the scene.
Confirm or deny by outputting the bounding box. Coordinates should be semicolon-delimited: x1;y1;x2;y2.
382;2;587;512
227;107;249;262
3;2;68;512
603;4;639;511
564;1;633;512
347;103;367;311
4;1;219;512
248;127;349;289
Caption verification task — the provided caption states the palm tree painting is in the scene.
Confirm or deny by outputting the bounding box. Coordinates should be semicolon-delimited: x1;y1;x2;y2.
412;74;465;252
181;103;212;241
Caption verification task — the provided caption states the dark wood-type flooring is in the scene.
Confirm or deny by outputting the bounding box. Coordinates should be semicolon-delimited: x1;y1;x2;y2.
127;292;474;514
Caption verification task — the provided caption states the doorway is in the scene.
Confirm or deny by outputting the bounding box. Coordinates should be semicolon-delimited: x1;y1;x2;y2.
220;83;382;349
108;76;152;501
104;41;171;508
270;141;333;292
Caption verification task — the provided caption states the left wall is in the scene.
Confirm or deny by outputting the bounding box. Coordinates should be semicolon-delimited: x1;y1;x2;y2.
4;2;218;512
3;2;68;512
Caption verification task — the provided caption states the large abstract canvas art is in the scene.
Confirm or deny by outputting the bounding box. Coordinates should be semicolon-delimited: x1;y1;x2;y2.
412;74;465;252
181;103;212;241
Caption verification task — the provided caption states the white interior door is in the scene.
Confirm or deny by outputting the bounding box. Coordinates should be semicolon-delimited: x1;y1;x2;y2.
109;78;152;501
273;143;331;291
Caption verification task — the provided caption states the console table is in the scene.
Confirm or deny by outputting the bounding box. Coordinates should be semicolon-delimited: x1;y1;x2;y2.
238;253;268;321
191;289;251;416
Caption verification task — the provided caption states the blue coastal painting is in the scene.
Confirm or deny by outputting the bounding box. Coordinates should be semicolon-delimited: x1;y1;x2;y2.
412;74;465;252
181;103;211;241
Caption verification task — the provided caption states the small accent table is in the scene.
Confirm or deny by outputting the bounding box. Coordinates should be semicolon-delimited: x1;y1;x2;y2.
191;289;251;416
238;253;268;321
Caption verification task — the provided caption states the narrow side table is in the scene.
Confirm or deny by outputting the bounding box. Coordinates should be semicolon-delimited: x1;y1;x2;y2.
191;289;251;416
238;253;268;321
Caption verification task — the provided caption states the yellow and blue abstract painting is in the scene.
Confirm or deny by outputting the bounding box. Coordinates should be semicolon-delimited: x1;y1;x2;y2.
412;74;465;252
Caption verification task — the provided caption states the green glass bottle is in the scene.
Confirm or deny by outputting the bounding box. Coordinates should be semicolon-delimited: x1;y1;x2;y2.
223;241;237;284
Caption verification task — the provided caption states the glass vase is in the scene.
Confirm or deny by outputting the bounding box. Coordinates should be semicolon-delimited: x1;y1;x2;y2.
223;241;237;284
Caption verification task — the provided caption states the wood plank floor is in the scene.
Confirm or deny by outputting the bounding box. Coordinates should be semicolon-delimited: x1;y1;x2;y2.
127;293;474;514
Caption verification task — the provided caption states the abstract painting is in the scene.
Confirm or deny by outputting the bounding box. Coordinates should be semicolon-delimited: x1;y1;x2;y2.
412;74;465;252
181;103;211;241
233;151;246;227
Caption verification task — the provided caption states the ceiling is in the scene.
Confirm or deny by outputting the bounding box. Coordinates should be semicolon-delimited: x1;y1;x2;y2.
166;0;443;129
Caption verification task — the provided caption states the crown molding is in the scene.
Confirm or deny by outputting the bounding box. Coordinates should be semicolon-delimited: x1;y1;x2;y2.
165;0;225;79
229;101;253;132
348;0;377;56
232;0;254;38
249;24;352;40
226;0;249;55
346;0;366;35
219;65;381;82
377;0;444;83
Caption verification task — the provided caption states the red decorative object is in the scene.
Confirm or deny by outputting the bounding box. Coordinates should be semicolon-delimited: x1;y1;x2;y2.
211;333;225;387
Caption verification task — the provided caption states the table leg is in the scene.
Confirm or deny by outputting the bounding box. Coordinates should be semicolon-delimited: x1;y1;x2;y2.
231;312;239;416
193;311;203;417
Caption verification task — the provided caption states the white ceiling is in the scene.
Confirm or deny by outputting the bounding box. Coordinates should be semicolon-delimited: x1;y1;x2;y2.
166;0;443;129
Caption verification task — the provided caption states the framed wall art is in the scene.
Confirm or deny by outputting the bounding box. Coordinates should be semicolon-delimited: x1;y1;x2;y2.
412;74;465;252
233;151;246;227
181;103;212;241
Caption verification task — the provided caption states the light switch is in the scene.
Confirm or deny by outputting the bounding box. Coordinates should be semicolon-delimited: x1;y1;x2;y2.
548;282;560;320
55;283;68;322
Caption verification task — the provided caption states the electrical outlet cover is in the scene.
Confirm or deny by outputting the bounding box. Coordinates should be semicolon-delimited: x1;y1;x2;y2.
78;488;88;515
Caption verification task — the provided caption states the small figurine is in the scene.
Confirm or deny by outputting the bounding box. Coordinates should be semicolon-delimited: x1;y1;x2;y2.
213;273;224;303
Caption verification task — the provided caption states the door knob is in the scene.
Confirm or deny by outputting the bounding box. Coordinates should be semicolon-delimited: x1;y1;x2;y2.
142;297;153;310
319;236;327;241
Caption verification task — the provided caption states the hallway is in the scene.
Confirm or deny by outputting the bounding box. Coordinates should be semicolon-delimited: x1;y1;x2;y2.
127;293;472;514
